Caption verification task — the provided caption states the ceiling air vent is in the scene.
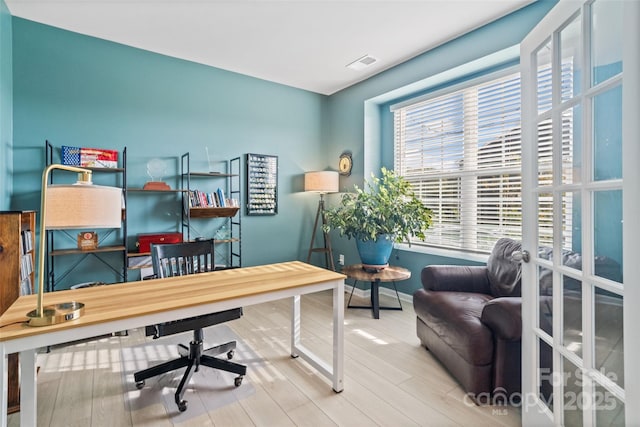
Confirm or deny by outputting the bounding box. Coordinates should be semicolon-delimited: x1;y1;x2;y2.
346;54;378;71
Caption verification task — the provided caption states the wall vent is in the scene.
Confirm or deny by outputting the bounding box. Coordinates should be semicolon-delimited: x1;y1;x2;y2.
346;54;378;71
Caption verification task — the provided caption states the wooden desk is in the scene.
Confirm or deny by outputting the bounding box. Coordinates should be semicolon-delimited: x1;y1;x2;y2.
0;261;345;427
342;264;410;319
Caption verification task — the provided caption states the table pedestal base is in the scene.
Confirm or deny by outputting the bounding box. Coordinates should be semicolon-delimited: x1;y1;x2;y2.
342;264;410;320
347;280;403;319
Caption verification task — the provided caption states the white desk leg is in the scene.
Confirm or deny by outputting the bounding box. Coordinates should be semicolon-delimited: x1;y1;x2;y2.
20;349;37;427
1;344;7;427
332;281;344;392
291;295;301;358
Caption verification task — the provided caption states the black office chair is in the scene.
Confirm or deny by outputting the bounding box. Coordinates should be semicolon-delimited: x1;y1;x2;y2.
133;239;246;412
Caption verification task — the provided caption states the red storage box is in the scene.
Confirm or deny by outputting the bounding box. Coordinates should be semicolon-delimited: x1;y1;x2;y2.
136;232;183;253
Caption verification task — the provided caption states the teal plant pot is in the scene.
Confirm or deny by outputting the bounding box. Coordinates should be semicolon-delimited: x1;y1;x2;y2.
356;234;394;269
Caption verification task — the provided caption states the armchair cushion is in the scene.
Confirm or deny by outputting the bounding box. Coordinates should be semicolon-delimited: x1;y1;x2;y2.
414;288;494;366
421;265;491;294
486;238;522;297
481;297;522;341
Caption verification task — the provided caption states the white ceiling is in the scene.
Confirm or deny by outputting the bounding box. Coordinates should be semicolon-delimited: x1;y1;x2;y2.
5;0;532;95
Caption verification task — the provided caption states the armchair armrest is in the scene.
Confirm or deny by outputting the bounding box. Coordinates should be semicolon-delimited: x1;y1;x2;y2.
481;297;522;341
421;265;491;294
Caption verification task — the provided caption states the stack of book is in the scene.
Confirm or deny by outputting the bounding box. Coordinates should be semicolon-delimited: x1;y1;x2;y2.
19;229;34;295
188;188;238;208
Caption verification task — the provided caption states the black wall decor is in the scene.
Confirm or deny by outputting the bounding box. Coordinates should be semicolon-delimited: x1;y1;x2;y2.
246;153;278;215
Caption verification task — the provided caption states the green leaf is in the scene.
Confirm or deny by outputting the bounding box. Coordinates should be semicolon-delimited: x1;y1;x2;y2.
324;168;432;243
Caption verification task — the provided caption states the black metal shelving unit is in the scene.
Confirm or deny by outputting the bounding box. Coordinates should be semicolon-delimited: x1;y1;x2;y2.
45;140;128;291
181;152;242;269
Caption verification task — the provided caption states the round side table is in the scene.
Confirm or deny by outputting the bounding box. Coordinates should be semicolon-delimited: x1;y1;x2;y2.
341;264;411;319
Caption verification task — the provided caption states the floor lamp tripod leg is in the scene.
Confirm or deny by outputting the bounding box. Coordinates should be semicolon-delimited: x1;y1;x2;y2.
306;199;323;264
306;195;335;271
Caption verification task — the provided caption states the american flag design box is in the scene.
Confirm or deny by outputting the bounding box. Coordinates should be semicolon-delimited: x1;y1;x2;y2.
62;146;119;168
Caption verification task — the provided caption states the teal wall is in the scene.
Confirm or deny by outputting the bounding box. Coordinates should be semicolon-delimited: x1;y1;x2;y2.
0;0;11;210
322;1;557;293
11;18;327;287
7;2;562;292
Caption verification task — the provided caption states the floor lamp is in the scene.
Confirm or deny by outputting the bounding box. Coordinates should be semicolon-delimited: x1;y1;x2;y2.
26;164;123;327
305;171;339;271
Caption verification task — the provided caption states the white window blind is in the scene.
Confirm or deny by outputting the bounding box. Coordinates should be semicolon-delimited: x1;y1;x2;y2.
394;66;570;253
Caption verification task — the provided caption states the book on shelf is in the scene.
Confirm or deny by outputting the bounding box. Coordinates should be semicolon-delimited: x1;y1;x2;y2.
20;253;33;281
188;189;237;209
20;229;33;254
20;276;33;296
216;188;226;207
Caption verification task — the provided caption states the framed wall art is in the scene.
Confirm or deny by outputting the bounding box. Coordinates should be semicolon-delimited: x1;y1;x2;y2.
246;153;278;215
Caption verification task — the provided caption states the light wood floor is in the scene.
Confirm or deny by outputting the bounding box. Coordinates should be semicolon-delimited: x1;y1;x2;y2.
8;290;521;427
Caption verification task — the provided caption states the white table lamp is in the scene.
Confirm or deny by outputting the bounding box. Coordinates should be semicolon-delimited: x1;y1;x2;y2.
26;164;123;327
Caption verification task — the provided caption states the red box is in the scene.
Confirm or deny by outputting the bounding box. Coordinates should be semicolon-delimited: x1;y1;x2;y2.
136;232;183;253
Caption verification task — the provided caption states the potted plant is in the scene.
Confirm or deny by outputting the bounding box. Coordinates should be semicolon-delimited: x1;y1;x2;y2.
323;167;432;269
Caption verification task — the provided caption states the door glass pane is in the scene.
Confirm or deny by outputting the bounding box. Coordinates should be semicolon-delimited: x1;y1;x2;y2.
538;119;553;186
562;105;581;185
562;191;581;264
563;358;583;427
560;13;582;101
594;288;624;388
591;0;623;86
595;384;624;426
593;190;623;283
537;39;553;114
563;278;582;357
539;270;553;336
593;86;622;181
539;339;554;410
538;191;553;247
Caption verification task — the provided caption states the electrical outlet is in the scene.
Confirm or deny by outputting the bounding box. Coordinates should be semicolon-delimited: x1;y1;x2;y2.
338;254;345;266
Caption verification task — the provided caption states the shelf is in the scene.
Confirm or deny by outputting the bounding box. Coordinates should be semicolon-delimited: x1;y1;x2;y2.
127;188;187;193
189;207;239;218
50;245;127;257
214;238;240;244
85;167;125;173
184;172;238;178
128;264;152;270
128;251;151;257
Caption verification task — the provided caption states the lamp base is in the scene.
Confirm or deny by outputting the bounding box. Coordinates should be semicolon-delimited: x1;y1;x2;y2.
26;301;85;327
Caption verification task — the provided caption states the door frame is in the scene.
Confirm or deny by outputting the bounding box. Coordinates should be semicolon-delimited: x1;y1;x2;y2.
621;1;640;426
520;1;639;425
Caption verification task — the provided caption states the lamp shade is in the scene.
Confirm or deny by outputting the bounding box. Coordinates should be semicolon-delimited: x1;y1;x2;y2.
46;184;123;229
304;171;339;193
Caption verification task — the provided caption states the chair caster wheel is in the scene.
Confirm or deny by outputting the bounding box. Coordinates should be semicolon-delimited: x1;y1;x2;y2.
234;376;243;387
177;400;187;412
135;381;145;390
227;350;234;360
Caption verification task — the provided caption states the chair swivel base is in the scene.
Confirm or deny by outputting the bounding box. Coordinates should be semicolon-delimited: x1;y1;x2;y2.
134;336;247;412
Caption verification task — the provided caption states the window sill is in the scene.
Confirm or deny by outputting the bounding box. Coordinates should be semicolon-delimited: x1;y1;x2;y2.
395;243;489;264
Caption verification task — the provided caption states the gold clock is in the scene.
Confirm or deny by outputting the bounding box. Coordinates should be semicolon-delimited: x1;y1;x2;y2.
339;152;353;176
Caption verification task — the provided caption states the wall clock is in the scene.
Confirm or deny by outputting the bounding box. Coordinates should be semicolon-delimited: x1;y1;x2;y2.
338;152;353;176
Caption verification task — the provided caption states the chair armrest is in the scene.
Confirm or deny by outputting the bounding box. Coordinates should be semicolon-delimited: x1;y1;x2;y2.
421;265;491;294
481;297;522;341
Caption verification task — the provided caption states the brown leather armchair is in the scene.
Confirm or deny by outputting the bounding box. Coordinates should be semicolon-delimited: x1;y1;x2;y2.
413;238;523;403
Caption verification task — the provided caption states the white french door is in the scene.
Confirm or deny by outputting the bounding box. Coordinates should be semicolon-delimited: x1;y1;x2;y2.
520;1;639;426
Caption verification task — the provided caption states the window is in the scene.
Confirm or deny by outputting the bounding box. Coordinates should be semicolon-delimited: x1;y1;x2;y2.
393;66;571;253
